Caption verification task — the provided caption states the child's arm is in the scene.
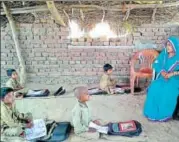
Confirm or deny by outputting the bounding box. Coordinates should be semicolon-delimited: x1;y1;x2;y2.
107;77;117;87
14;105;33;122
6;80;23;91
72;109;89;134
1;106;26;128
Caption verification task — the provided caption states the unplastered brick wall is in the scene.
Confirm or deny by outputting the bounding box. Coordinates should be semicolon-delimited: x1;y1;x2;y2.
1;19;179;86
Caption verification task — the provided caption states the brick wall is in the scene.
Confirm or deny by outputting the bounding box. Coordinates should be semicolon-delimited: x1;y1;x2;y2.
1;19;179;86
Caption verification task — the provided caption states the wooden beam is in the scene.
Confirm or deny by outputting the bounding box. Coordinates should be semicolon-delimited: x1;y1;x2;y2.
46;1;66;26
65;1;179;11
1;1;179;15
1;5;48;15
2;2;26;85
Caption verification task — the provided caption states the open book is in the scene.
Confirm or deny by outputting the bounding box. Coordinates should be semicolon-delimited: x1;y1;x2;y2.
89;122;108;134
25;119;47;140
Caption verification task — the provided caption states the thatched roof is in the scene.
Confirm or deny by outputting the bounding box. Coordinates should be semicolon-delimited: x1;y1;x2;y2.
1;0;179;28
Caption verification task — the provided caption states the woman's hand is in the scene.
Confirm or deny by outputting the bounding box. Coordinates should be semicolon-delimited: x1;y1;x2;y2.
161;71;168;79
166;73;173;78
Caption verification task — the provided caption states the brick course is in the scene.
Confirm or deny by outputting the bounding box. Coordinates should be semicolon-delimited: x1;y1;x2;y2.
1;20;179;86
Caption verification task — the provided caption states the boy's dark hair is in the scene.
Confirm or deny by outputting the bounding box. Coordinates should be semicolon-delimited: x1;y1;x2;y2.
6;69;16;77
103;64;113;72
0;87;14;99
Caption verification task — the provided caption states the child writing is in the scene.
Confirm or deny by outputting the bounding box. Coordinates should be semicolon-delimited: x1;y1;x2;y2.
71;86;101;140
100;64;118;94
0;87;58;141
0;87;33;139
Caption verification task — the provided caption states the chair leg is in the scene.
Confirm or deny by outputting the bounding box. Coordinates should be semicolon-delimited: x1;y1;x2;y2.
136;77;139;87
130;76;136;95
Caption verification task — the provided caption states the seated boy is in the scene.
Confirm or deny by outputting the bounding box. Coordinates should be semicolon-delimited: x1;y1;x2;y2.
100;64;118;94
1;87;33;139
1;87;57;141
71;86;100;140
6;69;65;98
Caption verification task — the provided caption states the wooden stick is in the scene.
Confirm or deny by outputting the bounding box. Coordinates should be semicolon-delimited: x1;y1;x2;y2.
63;9;70;22
1;5;48;15
123;8;130;21
2;2;26;85
1;1;179;15
152;7;157;23
79;1;85;21
46;1;66;26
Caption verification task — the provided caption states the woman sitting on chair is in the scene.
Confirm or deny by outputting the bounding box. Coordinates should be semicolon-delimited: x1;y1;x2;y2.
143;36;179;121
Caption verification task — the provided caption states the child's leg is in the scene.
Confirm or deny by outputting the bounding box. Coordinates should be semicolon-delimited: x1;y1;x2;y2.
15;88;29;97
76;131;100;140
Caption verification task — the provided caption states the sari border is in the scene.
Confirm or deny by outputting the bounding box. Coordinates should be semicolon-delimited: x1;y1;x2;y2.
168;39;176;53
146;116;172;122
156;69;165;79
168;61;179;72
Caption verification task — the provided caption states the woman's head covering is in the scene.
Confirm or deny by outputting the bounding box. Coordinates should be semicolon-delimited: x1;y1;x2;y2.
161;36;179;72
167;36;179;58
0;87;14;99
6;69;16;77
153;36;179;77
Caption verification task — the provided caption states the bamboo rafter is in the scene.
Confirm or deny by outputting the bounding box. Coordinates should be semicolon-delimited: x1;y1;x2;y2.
2;2;27;85
1;1;179;15
46;1;66;26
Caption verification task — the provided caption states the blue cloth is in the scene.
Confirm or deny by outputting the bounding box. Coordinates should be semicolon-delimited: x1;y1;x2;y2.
143;36;179;121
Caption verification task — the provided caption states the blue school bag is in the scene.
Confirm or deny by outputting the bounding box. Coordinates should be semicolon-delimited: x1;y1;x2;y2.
107;120;142;137
38;122;71;142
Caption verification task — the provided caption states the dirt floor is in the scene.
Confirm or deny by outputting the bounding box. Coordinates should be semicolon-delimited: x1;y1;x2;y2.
7;83;179;142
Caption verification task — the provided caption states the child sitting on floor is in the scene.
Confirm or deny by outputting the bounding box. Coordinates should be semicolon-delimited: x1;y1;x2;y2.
71;86;101;140
6;69;65;98
0;87;58;141
0;87;33;139
100;64;122;94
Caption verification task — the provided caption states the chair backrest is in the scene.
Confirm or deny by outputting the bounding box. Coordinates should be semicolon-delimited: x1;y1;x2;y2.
131;49;159;72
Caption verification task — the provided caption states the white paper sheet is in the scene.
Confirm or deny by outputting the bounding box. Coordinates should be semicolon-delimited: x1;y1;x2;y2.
25;119;47;140
89;122;108;134
88;88;100;94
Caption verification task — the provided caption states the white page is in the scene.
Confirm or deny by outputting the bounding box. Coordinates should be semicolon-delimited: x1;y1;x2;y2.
25;119;47;140
89;122;108;134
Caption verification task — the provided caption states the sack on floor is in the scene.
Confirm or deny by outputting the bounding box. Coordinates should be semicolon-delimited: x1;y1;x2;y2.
25;89;50;98
108;120;142;137
38;122;71;142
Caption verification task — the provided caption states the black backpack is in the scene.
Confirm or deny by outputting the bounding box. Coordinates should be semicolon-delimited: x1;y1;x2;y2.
37;122;71;142
107;120;142;137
